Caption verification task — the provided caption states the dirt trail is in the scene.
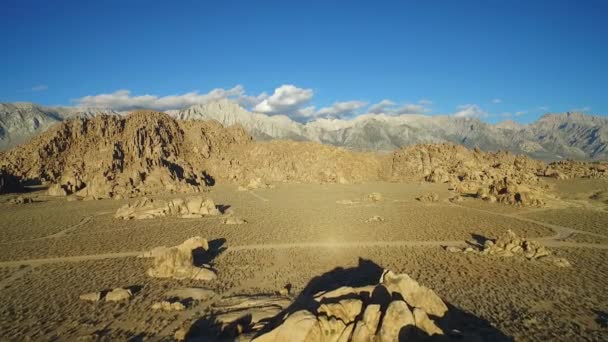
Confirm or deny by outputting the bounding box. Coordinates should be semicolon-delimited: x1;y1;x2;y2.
448;202;608;240
0;211;112;246
247;191;269;202
2;238;608;268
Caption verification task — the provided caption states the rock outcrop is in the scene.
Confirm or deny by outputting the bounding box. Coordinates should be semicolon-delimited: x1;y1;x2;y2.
141;237;217;281
0;111;251;199
446;230;571;267
544;160;608;179
114;196;221;220
390;144;551;207
253;269;448;341
416;192;439;202
79;287;134;302
8;196;33;205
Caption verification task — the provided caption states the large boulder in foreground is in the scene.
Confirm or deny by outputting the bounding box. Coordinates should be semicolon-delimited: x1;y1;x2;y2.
253;269;448;341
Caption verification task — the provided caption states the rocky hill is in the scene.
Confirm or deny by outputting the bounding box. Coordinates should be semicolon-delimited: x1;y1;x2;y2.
0;103;120;150
2;101;607;161
0;111;383;198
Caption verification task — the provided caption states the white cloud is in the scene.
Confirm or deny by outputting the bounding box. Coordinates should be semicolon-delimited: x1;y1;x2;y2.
515;111;526;116
367;99;431;115
32;84;48;91
316;101;367;118
74;85;261;111
453;104;487;118
491;98;502;104
253;84;313;116
571;106;590;112
537;106;549;112
367;99;396;114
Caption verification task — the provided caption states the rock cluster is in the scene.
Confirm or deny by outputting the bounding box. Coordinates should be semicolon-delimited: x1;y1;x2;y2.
222;216;247;225
476;177;545;207
365;215;385;223
389;144;550;207
544;160;608;179
151;300;186;312
114;196;221;220
9;196;33;205
238;178;274;191
206;295;293;337
152;287;217;313
140;237;217;281
416;192;439;202
365;192;383;202
446;230;571;267
253;270;448;341
79;287;134;302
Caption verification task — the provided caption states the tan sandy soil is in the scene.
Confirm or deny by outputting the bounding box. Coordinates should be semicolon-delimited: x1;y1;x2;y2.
0;182;607;340
564;233;608;245
522;208;608;236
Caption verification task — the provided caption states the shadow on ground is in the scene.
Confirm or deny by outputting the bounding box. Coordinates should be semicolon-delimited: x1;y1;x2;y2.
186;258;512;341
193;238;226;267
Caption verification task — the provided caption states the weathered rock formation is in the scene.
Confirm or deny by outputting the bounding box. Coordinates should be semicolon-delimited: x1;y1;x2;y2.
544;160;608;179
222;216;247;225
140;237;217;281
0;111;251;199
79;287;134;302
114;196;221;220
8;196;33;205
253;269;448;341
446;230;571;267
389;144;552;207
416;192;439;203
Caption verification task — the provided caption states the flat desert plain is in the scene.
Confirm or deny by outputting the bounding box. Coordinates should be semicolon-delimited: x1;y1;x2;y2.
1;179;607;341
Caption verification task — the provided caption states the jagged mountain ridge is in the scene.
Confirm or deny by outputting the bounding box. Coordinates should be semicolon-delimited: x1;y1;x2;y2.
168;101;608;160
0;102;121;150
1;100;607;160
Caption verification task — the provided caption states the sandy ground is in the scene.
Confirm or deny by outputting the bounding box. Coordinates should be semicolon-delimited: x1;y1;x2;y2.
0;181;607;341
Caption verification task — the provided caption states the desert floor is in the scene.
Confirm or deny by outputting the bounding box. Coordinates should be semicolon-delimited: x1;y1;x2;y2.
0;180;607;341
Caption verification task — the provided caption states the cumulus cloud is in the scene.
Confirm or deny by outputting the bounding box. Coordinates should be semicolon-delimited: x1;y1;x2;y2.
367;99;431;115
74;85;260;111
453;104;487;118
32;84;48;91
316;101;367;118
571;106;590;112
73;84;459;123
491;98;502;104
253;84;314;117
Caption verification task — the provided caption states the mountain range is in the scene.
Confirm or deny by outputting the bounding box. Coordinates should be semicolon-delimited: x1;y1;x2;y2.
1;100;607;160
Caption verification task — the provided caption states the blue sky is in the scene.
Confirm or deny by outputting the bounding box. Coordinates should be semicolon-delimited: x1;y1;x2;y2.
1;0;606;123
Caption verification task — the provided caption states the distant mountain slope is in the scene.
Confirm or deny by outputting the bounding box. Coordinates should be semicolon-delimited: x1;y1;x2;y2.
0;103;120;150
1;100;607;160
